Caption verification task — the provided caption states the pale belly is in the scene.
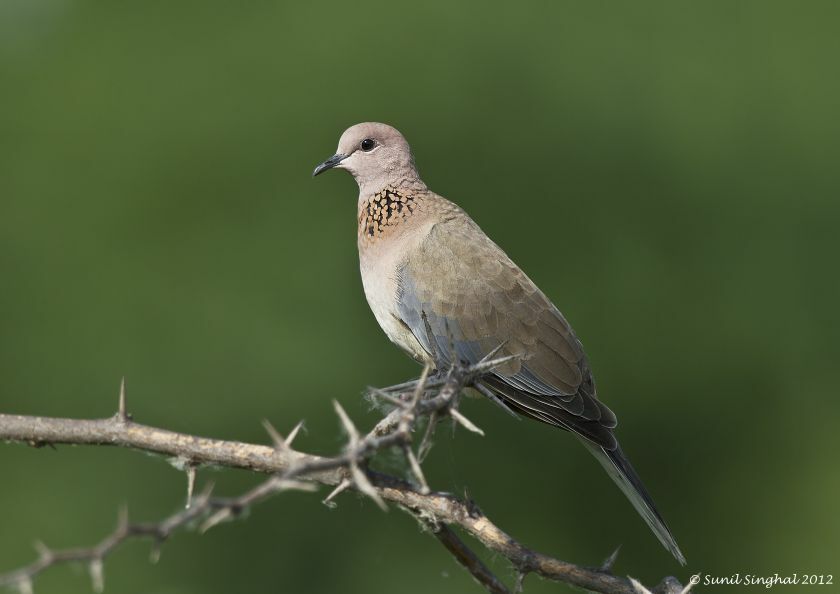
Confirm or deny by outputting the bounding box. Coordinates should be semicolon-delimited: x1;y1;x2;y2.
359;241;432;365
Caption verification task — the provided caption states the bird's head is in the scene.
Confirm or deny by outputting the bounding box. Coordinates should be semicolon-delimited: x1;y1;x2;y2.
312;122;422;193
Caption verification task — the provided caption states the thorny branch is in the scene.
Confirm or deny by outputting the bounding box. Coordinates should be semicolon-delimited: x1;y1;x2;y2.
0;363;691;594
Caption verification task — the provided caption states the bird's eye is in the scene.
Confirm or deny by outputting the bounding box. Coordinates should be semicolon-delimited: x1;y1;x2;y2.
360;138;376;152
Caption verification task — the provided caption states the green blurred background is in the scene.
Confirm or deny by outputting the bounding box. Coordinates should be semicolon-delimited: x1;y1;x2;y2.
1;1;838;592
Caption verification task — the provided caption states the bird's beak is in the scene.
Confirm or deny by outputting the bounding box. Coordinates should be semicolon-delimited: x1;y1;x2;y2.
312;153;347;177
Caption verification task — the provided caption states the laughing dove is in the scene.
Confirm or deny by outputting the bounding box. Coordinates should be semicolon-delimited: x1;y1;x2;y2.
313;122;685;565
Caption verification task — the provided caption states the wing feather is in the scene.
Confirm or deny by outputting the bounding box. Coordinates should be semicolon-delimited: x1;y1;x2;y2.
396;218;618;450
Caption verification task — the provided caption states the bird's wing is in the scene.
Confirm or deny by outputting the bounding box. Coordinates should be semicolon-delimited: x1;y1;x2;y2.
397;214;685;565
396;217;618;449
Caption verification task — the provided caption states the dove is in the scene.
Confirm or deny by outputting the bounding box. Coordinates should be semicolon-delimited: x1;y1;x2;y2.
313;122;685;564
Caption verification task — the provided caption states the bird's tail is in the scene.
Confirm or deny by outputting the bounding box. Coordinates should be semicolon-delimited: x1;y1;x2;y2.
580;440;686;565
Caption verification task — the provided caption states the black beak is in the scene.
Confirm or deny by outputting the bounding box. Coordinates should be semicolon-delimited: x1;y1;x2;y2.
312;153;347;177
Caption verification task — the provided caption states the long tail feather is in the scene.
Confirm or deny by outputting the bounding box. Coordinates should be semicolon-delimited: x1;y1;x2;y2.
581;440;686;565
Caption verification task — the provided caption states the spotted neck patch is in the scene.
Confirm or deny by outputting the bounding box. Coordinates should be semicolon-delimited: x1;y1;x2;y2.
358;186;418;239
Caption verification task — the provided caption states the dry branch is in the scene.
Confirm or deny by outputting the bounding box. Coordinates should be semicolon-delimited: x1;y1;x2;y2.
0;363;689;594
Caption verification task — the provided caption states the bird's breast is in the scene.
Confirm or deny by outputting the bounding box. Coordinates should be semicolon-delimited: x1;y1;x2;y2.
358;220;434;365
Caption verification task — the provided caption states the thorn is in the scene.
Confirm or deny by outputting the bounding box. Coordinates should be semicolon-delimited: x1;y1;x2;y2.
200;508;233;534
418;411;438;463
16;578;33;594
117;377;128;422
285;420;305;448
33;540;51;561
149;541;162;564
471;352;521;374
628;577;652;594
275;478;318;492
404;445;429;494
373;374;446;395
410;364;432;406
350;463;387;511
600;545;621;572
449;407;484;436
116;504;129;533
369;388;410;409
322;478;351;508
197;481;215;502
514;571;527;594
473;382;520;419
185;465;197;509
261;419;286;450
89;558;104;593
478;340;508;365
333;400;360;443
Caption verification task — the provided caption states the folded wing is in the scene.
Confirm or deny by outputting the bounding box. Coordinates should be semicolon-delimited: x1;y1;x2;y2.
396;218;617;449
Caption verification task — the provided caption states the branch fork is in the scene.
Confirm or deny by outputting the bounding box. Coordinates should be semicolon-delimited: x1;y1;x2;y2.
0;363;688;594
